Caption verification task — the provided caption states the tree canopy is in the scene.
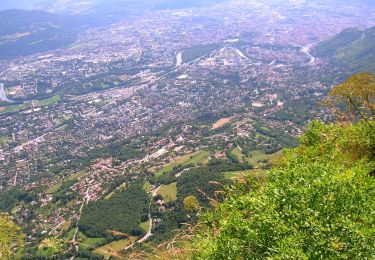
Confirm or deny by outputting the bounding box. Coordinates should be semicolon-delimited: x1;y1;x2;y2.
325;72;375;122
0;213;24;259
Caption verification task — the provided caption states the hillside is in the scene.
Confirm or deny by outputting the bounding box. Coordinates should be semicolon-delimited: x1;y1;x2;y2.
0;9;122;59
313;26;375;72
186;120;375;259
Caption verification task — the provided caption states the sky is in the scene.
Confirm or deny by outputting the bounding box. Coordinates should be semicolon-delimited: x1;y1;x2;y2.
1;0;374;12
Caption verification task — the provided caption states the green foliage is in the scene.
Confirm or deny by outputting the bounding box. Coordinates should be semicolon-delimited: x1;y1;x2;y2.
0;213;24;259
51;179;78;205
325;73;375;123
177;164;237;207
36;237;65;258
79;185;149;238
156;150;209;177
0;188;38;212
183;196;200;213
191;121;375;259
151;163;245;243
88;141;145;162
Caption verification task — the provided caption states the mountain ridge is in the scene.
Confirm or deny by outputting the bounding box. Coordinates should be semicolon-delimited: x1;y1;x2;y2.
313;26;375;72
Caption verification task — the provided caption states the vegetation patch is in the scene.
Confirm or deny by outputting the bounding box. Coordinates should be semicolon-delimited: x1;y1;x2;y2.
0;135;9;147
0;103;30;114
180;44;220;63
247;149;283;167
79;185;149;238
140;219;151;233
157;182;177;202
156;150;209;176
93;237;137;258
230;147;245;162
191;121;375;259
36;94;62;106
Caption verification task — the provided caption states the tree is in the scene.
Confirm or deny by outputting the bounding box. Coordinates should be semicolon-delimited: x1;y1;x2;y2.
183;196;200;213
0;213;24;259
325;73;375;124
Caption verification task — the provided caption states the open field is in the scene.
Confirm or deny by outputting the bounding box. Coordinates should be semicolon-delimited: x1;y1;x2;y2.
0;103;30;114
211;117;232;130
156;150;209;176
105;183;127;200
157;182;177;202
140;219;151;232
224;169;268;180
93;237;137;258
230;147;245;161
0;135;9;147
37;94;62;106
247;150;283;166
181;44;220;63
79;237;107;250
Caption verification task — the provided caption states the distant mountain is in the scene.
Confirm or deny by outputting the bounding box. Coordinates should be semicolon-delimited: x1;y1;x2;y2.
36;0;227;14
154;0;226;9
0;9;121;60
0;0;45;11
313;26;375;72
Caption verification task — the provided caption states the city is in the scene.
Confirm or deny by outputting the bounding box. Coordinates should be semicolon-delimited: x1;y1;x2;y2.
0;0;374;258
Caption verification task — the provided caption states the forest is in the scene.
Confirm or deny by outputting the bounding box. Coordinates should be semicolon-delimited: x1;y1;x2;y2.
79;185;149;238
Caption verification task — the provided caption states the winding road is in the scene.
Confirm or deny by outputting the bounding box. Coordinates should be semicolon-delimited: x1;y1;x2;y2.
123;185;161;252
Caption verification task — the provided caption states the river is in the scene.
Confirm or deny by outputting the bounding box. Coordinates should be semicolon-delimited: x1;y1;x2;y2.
0;83;13;102
300;44;316;65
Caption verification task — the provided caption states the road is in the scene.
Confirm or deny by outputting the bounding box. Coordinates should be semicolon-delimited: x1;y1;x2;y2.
71;185;96;252
123;185;161;251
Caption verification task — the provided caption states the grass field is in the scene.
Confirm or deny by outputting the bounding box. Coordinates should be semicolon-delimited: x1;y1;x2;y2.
61;221;71;232
181;44;220;63
37;94;61;106
63;229;76;241
157;182;177;202
224;169;268;180
93;237;137;258
247;150;283;166
0;103;30;114
140;219;151;233
143;181;151;192
62;229;107;251
156;150;209;176
230;147;245;161
0;135;9;147
105;183;127;200
79;237;107;250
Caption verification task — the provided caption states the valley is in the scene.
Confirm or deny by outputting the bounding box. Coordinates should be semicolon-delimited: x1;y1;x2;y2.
0;0;374;259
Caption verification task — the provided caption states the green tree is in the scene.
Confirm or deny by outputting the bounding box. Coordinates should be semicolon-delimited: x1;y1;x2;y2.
0;213;24;259
325;72;375;123
183;196;200;213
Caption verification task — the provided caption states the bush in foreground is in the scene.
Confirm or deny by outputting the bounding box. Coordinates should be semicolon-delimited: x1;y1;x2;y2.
190;121;375;259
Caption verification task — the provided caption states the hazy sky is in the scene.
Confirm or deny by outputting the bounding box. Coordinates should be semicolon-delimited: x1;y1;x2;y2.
1;0;374;12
